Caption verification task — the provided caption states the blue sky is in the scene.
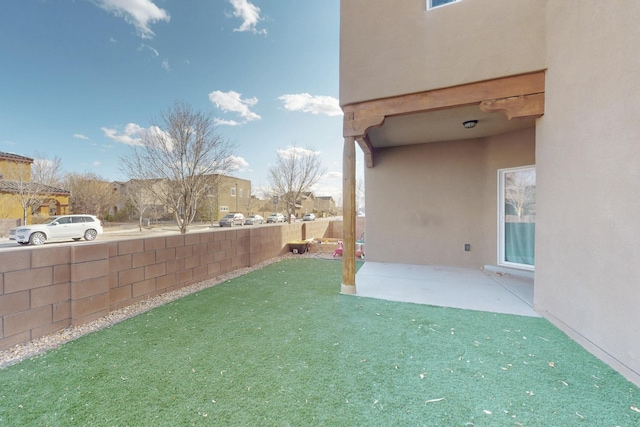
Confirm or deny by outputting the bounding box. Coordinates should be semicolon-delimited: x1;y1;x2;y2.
1;0;356;202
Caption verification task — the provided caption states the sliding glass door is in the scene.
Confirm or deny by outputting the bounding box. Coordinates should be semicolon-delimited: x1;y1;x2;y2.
498;166;535;270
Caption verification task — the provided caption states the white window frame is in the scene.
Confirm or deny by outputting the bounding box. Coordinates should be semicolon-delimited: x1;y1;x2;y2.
220;206;229;212
427;0;458;10
230;188;236;197
497;165;536;271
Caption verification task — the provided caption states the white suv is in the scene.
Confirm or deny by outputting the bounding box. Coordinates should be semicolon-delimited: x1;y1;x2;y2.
9;214;104;245
266;213;285;223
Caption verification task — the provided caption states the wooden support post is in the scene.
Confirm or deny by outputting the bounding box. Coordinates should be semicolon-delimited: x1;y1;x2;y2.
342;136;357;294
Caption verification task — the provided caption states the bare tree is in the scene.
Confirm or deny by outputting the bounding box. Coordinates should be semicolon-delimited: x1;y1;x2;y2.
121;180;155;231
267;145;326;223
2;153;64;224
243;190;259;215
65;172;118;217
120;101;237;234
505;169;536;221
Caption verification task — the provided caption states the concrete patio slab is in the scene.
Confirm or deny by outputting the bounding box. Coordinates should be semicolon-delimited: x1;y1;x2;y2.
353;262;539;317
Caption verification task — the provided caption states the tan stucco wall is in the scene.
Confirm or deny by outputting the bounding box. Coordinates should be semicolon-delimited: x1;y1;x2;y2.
364;128;534;267
340;0;546;105
0;193;69;222
340;0;640;385
0;159;31;181
535;1;640;385
217;176;251;216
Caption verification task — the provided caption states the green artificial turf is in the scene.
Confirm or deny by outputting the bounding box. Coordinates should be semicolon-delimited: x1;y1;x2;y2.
1;258;639;426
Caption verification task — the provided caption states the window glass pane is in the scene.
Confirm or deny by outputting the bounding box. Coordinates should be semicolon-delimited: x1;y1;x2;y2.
502;168;536;267
429;0;457;9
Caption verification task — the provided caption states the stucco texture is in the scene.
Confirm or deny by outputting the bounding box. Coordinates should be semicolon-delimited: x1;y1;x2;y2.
340;0;545;104
364;128;534;267
534;1;640;384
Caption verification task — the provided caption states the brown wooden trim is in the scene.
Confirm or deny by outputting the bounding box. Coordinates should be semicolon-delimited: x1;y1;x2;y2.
356;136;374;168
341;136;357;294
342;71;545;137
480;93;544;120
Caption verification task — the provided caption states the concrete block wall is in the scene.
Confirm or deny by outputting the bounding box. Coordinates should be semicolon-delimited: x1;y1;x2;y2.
0;220;344;351
0;247;73;349
320;218;365;242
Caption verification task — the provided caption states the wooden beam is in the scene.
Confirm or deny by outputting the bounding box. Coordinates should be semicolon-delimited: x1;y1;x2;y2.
479;93;544;120
341;136;357;294
356;136;374;168
342;71;545;137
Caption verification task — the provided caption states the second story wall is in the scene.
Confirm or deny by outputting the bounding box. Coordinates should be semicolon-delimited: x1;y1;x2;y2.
0;157;32;182
340;0;546;104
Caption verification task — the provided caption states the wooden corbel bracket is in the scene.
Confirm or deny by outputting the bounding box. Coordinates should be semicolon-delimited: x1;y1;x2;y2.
343;110;386;138
480;93;545;120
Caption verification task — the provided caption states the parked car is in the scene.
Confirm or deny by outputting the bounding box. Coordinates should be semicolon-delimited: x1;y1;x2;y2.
9;214;104;245
218;213;245;227
245;214;264;225
266;213;285;223
303;213;316;221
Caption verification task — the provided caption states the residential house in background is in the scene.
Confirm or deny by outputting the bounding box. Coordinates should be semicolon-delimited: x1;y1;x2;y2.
339;0;640;386
298;192;316;217
215;176;252;217
111;175;252;223
110;179;168;222
315;195;337;217
0;151;69;223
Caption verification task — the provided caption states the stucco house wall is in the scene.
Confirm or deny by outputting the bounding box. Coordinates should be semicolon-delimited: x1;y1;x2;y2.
534;1;640;386
340;0;546;104
340;0;640;385
365;128;534;267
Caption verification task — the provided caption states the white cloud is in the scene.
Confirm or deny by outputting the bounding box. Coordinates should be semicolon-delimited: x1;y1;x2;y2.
213;118;241;127
323;171;342;180
277;146;320;160
311;180;341;201
278;93;343;117
227;155;250;172
73;133;89;140
310;171;342;200
91;0;170;39
161;59;170;70
93;161;101;167
139;43;159;56
101;123;146;146
229;0;266;35
209;90;261;125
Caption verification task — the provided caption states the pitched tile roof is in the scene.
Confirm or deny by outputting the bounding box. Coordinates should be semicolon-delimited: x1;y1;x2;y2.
0;179;69;195
0;151;34;163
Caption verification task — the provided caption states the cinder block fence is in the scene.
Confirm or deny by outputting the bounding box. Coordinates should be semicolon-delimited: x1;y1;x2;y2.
1;220;355;351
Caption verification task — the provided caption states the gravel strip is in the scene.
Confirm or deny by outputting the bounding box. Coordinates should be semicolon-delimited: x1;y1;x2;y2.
1;253;322;369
